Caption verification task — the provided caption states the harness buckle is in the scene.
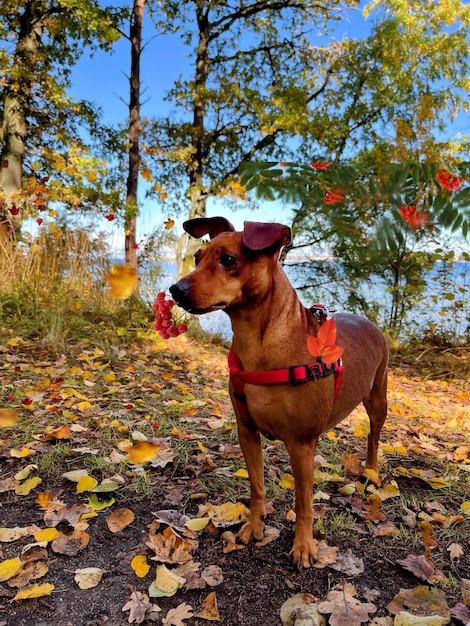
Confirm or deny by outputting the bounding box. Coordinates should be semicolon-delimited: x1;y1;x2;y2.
288;364;314;383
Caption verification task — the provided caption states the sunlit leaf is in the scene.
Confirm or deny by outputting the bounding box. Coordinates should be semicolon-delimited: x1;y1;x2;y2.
131;555;151;578
106;508;135;533
0;409;19;427
13;582;55;601
34;528;61;543
280;473;295;489
107;264;138;299
0;557;23;582
76;475;99;493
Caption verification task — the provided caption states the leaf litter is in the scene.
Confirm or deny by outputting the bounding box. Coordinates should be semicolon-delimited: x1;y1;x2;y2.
0;334;469;624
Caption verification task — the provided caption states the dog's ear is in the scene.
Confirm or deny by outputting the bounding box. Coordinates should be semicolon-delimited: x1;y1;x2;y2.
242;221;291;252
183;217;235;239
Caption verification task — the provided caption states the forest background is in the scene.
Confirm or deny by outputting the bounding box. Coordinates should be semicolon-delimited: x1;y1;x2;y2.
0;0;469;348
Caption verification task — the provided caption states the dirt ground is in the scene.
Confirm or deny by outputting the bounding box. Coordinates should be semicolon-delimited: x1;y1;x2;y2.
0;336;469;626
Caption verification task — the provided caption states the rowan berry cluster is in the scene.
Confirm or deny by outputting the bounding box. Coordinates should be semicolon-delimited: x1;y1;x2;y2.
153;292;188;339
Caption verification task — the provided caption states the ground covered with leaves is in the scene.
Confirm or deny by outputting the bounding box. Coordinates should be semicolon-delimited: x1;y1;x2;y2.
0;332;469;626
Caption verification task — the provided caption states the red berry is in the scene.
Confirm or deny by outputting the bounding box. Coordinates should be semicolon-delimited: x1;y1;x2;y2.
157;292;166;300
168;326;179;337
177;324;188;334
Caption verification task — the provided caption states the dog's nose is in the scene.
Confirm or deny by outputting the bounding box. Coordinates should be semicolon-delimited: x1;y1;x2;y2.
169;281;191;309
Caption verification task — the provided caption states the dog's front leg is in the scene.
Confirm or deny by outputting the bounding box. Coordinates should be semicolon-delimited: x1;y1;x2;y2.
286;439;317;568
236;421;266;544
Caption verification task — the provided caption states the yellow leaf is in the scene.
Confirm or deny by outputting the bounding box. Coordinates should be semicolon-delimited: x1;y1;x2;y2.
362;468;381;485
76;401;93;412
197;440;209;455
107;264;138;299
31;161;43;171
13;582;55;600
131;555;151;578
0;558;23;582
461;502;470;515
34;528;61;543
86;170;97;183
233;468;249;479
76;475;99;493
10;446;33;458
14;464;38;480
326;431;337;440
126;441;161;464
0;409;19;427
185;518;210;532
204;502;249;527
15;476;42;495
87;494;115;510
280;473;295;490
376;482;401;501
353;423;369;438
391;404;405;416
154;564;186;596
195;591;220;621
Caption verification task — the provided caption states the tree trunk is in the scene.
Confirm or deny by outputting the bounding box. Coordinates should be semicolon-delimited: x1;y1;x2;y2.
125;0;145;281
178;1;211;277
0;0;43;239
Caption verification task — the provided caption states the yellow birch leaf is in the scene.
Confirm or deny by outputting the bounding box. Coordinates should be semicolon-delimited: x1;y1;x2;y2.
76;475;99;493
154;564;186;596
376;482;401;501
280;473;295;490
185;518;210;532
107;265;138;299
13;582;55;600
0;409;19;427
126;441;161;464
10;447;33;458
34;528;61;543
76;401;93;412
0;558;23;582
131;555;151;578
15;476;42;495
460;502;470;515
233;468;249;479
197;441;209;455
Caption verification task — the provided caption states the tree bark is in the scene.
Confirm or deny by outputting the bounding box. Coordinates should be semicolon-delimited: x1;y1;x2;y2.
125;0;145;279
0;0;43;238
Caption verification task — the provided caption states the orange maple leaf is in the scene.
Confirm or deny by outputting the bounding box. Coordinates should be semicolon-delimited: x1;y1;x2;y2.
307;317;344;366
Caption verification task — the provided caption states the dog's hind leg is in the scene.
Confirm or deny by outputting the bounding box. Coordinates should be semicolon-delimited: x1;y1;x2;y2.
363;361;388;473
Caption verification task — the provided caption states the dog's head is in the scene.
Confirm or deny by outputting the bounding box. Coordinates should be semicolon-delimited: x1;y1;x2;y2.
169;217;291;314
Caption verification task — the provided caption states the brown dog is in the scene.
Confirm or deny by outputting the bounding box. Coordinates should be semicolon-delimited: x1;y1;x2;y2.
170;217;388;568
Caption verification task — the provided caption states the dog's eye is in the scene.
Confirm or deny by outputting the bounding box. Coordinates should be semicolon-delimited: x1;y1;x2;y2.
220;253;237;268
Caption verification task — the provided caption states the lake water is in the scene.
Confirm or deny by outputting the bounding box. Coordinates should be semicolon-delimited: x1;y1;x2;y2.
141;259;469;343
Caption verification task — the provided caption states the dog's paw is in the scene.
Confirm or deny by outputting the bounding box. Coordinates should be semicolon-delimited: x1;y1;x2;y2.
291;538;318;569
237;519;265;545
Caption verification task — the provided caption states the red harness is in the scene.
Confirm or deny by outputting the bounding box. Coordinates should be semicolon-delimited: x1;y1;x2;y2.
228;305;344;438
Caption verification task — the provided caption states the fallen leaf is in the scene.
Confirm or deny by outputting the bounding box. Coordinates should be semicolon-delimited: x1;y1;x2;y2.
0;557;23;582
0;527;32;542
195;591;220;621
150;564;186;597
201;565;223;587
107;508;135;533
15;476;42;496
313;540;339;569
34;527;61;543
7;561;48;588
13;582;55;601
388;586;450;620
131;555;151;578
0;409;19;427
122;586;158;624
74;567;105;589
318;581;376;625
447;542;463;561
397;554;447;584
51;530;90;556
393;611;450;625
330;548;364;576
280;473;295;489
76;475;99;493
255;525;280;546
126;441;162;464
161;602;194;626
185;517;210;532
221;530;244;553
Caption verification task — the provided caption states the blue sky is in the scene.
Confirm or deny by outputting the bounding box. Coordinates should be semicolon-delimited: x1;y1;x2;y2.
66;3;469;247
